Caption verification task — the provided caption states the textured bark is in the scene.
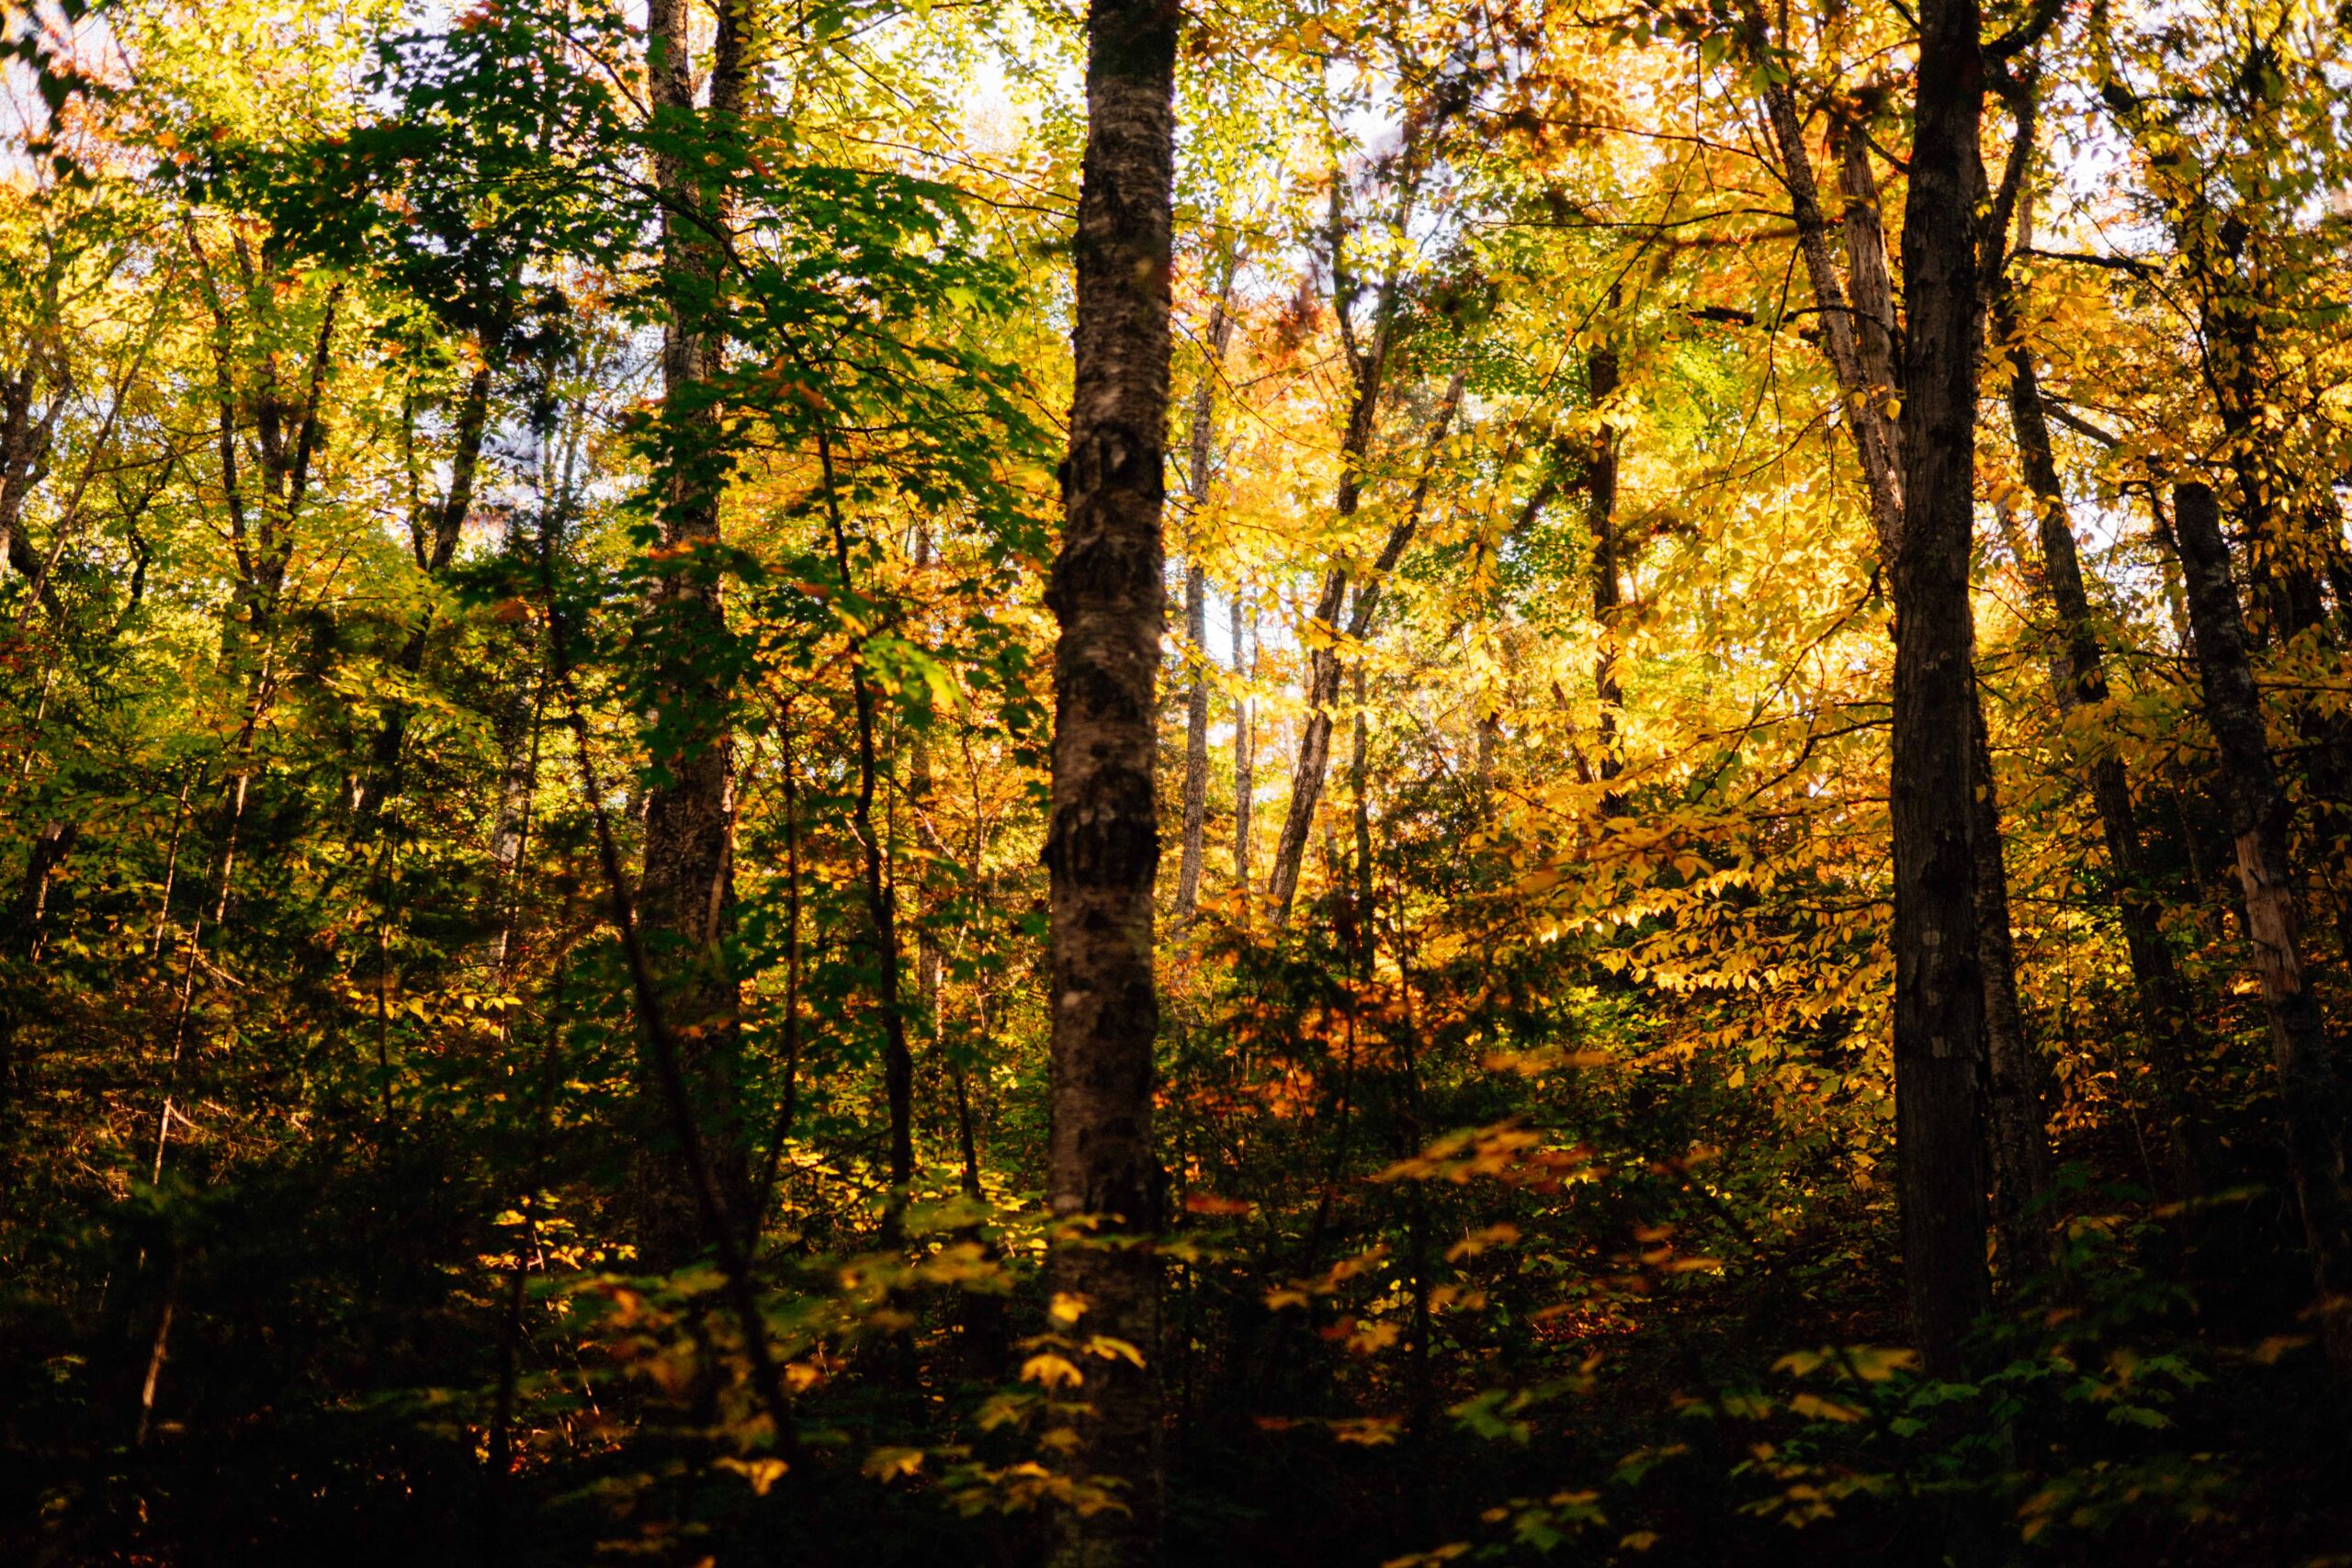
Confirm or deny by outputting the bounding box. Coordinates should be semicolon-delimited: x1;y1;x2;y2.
1761;7;2050;1299
1743;2;1904;549
1892;0;1993;1375
633;0;752;1269
0;363;64;614
1833;115;1902;457
2170;481;2352;1371
1174;273;1236;924
1265;375;1463;925
1044;0;1177;1556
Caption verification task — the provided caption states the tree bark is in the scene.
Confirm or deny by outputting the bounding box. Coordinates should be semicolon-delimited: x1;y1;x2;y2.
2170;480;2352;1371
633;0;753;1270
1755;8;2050;1302
1891;0;1993;1375
0;362;65;615
1833;113;1902;446
909;528;944;1218
1742;2;1904;547
1044;0;1177;1556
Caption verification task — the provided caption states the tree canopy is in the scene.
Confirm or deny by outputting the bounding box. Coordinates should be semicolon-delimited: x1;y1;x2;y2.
3;0;2351;1562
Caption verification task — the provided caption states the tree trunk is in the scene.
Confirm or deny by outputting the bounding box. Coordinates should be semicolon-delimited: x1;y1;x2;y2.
1263;566;1347;925
818;432;917;1230
1351;664;1374;969
1265;375;1464;925
359;365;493;822
1743;0;1904;547
1176;563;1211;924
1972;709;2057;1275
1891;0;1993;1376
1233;592;1254;925
2170;480;2352;1372
1998;286;2207;1196
903;526;941;1213
0;364;64;616
1589;317;1624;814
632;0;753;1269
1833;115;1902;442
1258;172;1427;929
1174;269;1236;925
1759;2;2049;1320
1044;0;1177;1556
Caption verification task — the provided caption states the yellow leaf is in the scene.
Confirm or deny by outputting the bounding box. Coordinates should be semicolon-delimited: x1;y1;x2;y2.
1330;1416;1403;1446
862;1446;925;1481
1021;1353;1084;1390
1083;1335;1146;1366
715;1456;788;1495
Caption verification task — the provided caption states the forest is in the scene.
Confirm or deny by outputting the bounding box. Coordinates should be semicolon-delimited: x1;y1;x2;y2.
2;0;2350;1561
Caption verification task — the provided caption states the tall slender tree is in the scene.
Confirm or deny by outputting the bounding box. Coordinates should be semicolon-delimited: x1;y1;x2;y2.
1747;14;2052;1269
1174;259;1237;926
1588;307;1623;816
1890;0;1993;1374
2169;480;2351;1372
1044;0;1178;1556
1988;74;2205;1196
633;0;755;1267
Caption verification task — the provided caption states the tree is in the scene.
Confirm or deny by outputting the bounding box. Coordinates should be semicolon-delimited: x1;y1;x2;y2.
631;0;757;1267
1043;0;1179;1555
1888;0;1994;1375
2169;479;2352;1372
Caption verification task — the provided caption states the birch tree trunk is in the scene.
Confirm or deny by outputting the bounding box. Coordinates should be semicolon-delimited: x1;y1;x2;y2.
1044;0;1177;1555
